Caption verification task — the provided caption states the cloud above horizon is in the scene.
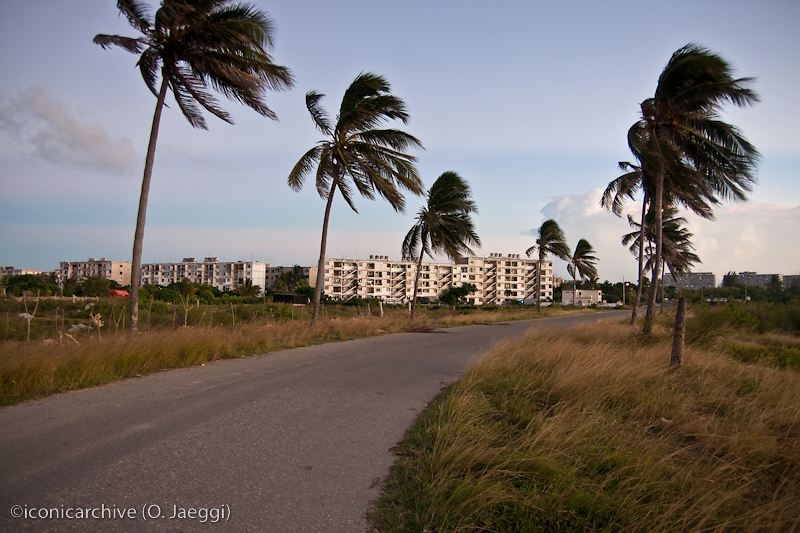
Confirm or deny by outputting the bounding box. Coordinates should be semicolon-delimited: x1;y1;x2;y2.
537;190;800;281
0;85;135;173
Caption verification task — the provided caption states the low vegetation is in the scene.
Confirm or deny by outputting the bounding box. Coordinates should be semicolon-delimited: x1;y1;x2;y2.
372;303;800;532
0;298;587;406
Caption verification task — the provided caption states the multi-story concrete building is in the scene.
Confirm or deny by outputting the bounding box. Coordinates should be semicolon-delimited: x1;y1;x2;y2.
140;257;268;294
58;258;131;285
314;253;553;306
268;265;314;289
738;272;782;289
784;274;800;291
664;272;717;290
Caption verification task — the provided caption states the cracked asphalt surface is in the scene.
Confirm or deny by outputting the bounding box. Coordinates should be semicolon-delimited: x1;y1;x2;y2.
0;310;630;532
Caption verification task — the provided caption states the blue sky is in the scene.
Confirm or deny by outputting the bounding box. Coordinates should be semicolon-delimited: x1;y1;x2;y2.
1;0;798;283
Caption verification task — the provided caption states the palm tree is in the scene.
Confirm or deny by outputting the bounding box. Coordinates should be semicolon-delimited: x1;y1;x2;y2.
602;161;647;322
566;239;599;307
95;0;294;332
623;206;700;286
288;73;424;324
603;151;715;324
401;171;480;318
526;219;571;313
632;43;759;334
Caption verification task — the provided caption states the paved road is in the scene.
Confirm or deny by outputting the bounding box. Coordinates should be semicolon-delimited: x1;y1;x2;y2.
0;310;629;532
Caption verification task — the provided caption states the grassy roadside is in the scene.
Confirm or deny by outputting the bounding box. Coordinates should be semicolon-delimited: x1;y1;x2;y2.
371;314;800;532
0;305;591;407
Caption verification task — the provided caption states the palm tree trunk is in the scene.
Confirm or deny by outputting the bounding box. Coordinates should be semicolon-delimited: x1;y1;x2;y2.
660;259;666;313
537;250;544;313
572;276;576;308
643;172;663;335
129;75;169;333
311;181;338;324
670;296;687;368
410;228;427;319
631;192;647;325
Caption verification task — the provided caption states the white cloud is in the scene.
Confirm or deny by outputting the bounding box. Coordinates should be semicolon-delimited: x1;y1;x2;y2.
0;85;135;173
538;190;800;282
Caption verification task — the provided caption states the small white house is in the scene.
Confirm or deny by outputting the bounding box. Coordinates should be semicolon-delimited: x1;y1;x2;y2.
562;289;603;307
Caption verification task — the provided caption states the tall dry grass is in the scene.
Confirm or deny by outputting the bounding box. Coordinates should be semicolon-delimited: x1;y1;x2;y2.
373;321;800;532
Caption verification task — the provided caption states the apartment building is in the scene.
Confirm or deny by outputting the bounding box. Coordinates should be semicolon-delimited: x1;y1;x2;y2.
1;266;43;277
140;257;268;294
784;275;800;291
562;289;604;307
663;272;717;290
315;253;553;306
737;271;782;289
58;258;131;285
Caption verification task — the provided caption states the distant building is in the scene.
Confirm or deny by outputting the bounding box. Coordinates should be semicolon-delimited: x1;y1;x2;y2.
1;266;44;277
562;289;603;307
140;257;268;295
782;274;800;291
268;266;314;288
313;253;554;306
738;272;782;289
663;272;717;290
58;258;131;285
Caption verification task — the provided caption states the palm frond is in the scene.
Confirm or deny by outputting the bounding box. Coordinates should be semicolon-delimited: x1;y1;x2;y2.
92;34;145;54
306;92;332;135
116;0;152;33
288;145;323;192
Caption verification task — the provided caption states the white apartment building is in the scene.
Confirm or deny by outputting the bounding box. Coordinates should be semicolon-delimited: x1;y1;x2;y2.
59;258;131;285
562;289;604;307
314;253;553;306
140;257;268;294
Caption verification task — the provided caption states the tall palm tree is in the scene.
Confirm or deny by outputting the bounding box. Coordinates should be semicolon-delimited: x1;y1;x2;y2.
95;0;294;332
603;150;715;324
526;219;571;313
632;43;759;334
602;161;647;322
402;171;480;318
288;73;424;324
566;239;599;307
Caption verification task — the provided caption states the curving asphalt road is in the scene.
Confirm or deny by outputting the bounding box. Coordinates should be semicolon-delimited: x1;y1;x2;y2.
0;310;630;532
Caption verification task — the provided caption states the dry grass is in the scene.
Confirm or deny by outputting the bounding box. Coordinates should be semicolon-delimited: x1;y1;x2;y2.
0;305;590;406
373;321;800;532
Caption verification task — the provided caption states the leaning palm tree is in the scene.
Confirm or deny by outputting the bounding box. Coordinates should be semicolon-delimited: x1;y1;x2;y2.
288;73;424;323
604;151;715;324
401;171;480;318
632;43;759;335
95;0;294;332
526;219;571;313
602;160;647;322
566;239;599;307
